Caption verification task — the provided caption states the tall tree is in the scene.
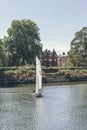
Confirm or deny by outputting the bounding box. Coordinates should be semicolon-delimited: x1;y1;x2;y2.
0;39;7;66
5;19;42;66
69;27;87;67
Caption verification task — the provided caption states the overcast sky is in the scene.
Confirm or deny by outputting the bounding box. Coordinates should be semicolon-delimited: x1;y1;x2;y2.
0;0;87;53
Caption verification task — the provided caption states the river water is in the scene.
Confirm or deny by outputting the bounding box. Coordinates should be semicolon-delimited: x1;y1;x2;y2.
0;82;87;130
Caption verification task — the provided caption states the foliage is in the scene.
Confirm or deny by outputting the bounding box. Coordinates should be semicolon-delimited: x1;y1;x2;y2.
0;39;7;66
69;27;87;67
4;67;35;75
4;19;42;66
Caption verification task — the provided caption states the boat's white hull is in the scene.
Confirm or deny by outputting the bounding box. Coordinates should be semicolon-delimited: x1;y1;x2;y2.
35;92;43;98
32;92;43;98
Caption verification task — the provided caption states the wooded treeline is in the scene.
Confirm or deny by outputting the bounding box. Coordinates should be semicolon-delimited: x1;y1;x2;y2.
0;19;87;67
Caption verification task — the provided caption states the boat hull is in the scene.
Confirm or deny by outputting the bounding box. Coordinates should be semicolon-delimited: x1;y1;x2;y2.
36;93;43;98
33;92;43;98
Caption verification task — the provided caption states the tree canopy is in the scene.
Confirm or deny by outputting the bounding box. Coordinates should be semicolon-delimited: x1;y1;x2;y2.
69;27;87;67
4;19;42;66
0;39;7;66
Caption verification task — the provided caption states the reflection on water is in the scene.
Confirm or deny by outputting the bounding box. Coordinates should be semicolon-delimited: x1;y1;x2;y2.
0;82;87;130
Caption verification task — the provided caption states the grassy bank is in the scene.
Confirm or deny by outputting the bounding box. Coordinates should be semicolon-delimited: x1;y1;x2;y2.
0;66;87;84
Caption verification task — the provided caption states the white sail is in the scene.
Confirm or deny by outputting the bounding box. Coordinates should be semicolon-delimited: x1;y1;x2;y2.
36;56;42;93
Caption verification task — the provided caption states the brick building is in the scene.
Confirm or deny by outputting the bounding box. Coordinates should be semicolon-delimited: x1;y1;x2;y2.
40;49;58;66
58;52;68;67
40;49;68;67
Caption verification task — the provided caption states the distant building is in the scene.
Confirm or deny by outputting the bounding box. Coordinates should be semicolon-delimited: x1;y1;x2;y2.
58;52;68;67
40;49;58;66
40;49;68;67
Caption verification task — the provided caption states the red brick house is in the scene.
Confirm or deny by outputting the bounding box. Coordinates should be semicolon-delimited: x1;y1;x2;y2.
58;52;68;67
40;49;68;67
40;49;58;66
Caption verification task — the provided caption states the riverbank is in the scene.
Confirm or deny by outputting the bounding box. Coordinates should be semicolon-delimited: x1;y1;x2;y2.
0;67;87;84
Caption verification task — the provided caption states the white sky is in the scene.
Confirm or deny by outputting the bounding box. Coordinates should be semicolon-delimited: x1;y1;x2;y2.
0;0;87;54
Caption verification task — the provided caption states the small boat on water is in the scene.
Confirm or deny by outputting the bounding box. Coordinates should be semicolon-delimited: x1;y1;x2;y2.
33;56;43;98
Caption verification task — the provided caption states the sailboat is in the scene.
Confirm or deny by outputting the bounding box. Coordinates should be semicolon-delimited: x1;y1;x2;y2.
34;56;43;97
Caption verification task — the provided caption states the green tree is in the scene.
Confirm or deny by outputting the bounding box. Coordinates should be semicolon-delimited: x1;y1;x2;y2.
0;39;7;66
69;27;87;67
5;19;42;66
